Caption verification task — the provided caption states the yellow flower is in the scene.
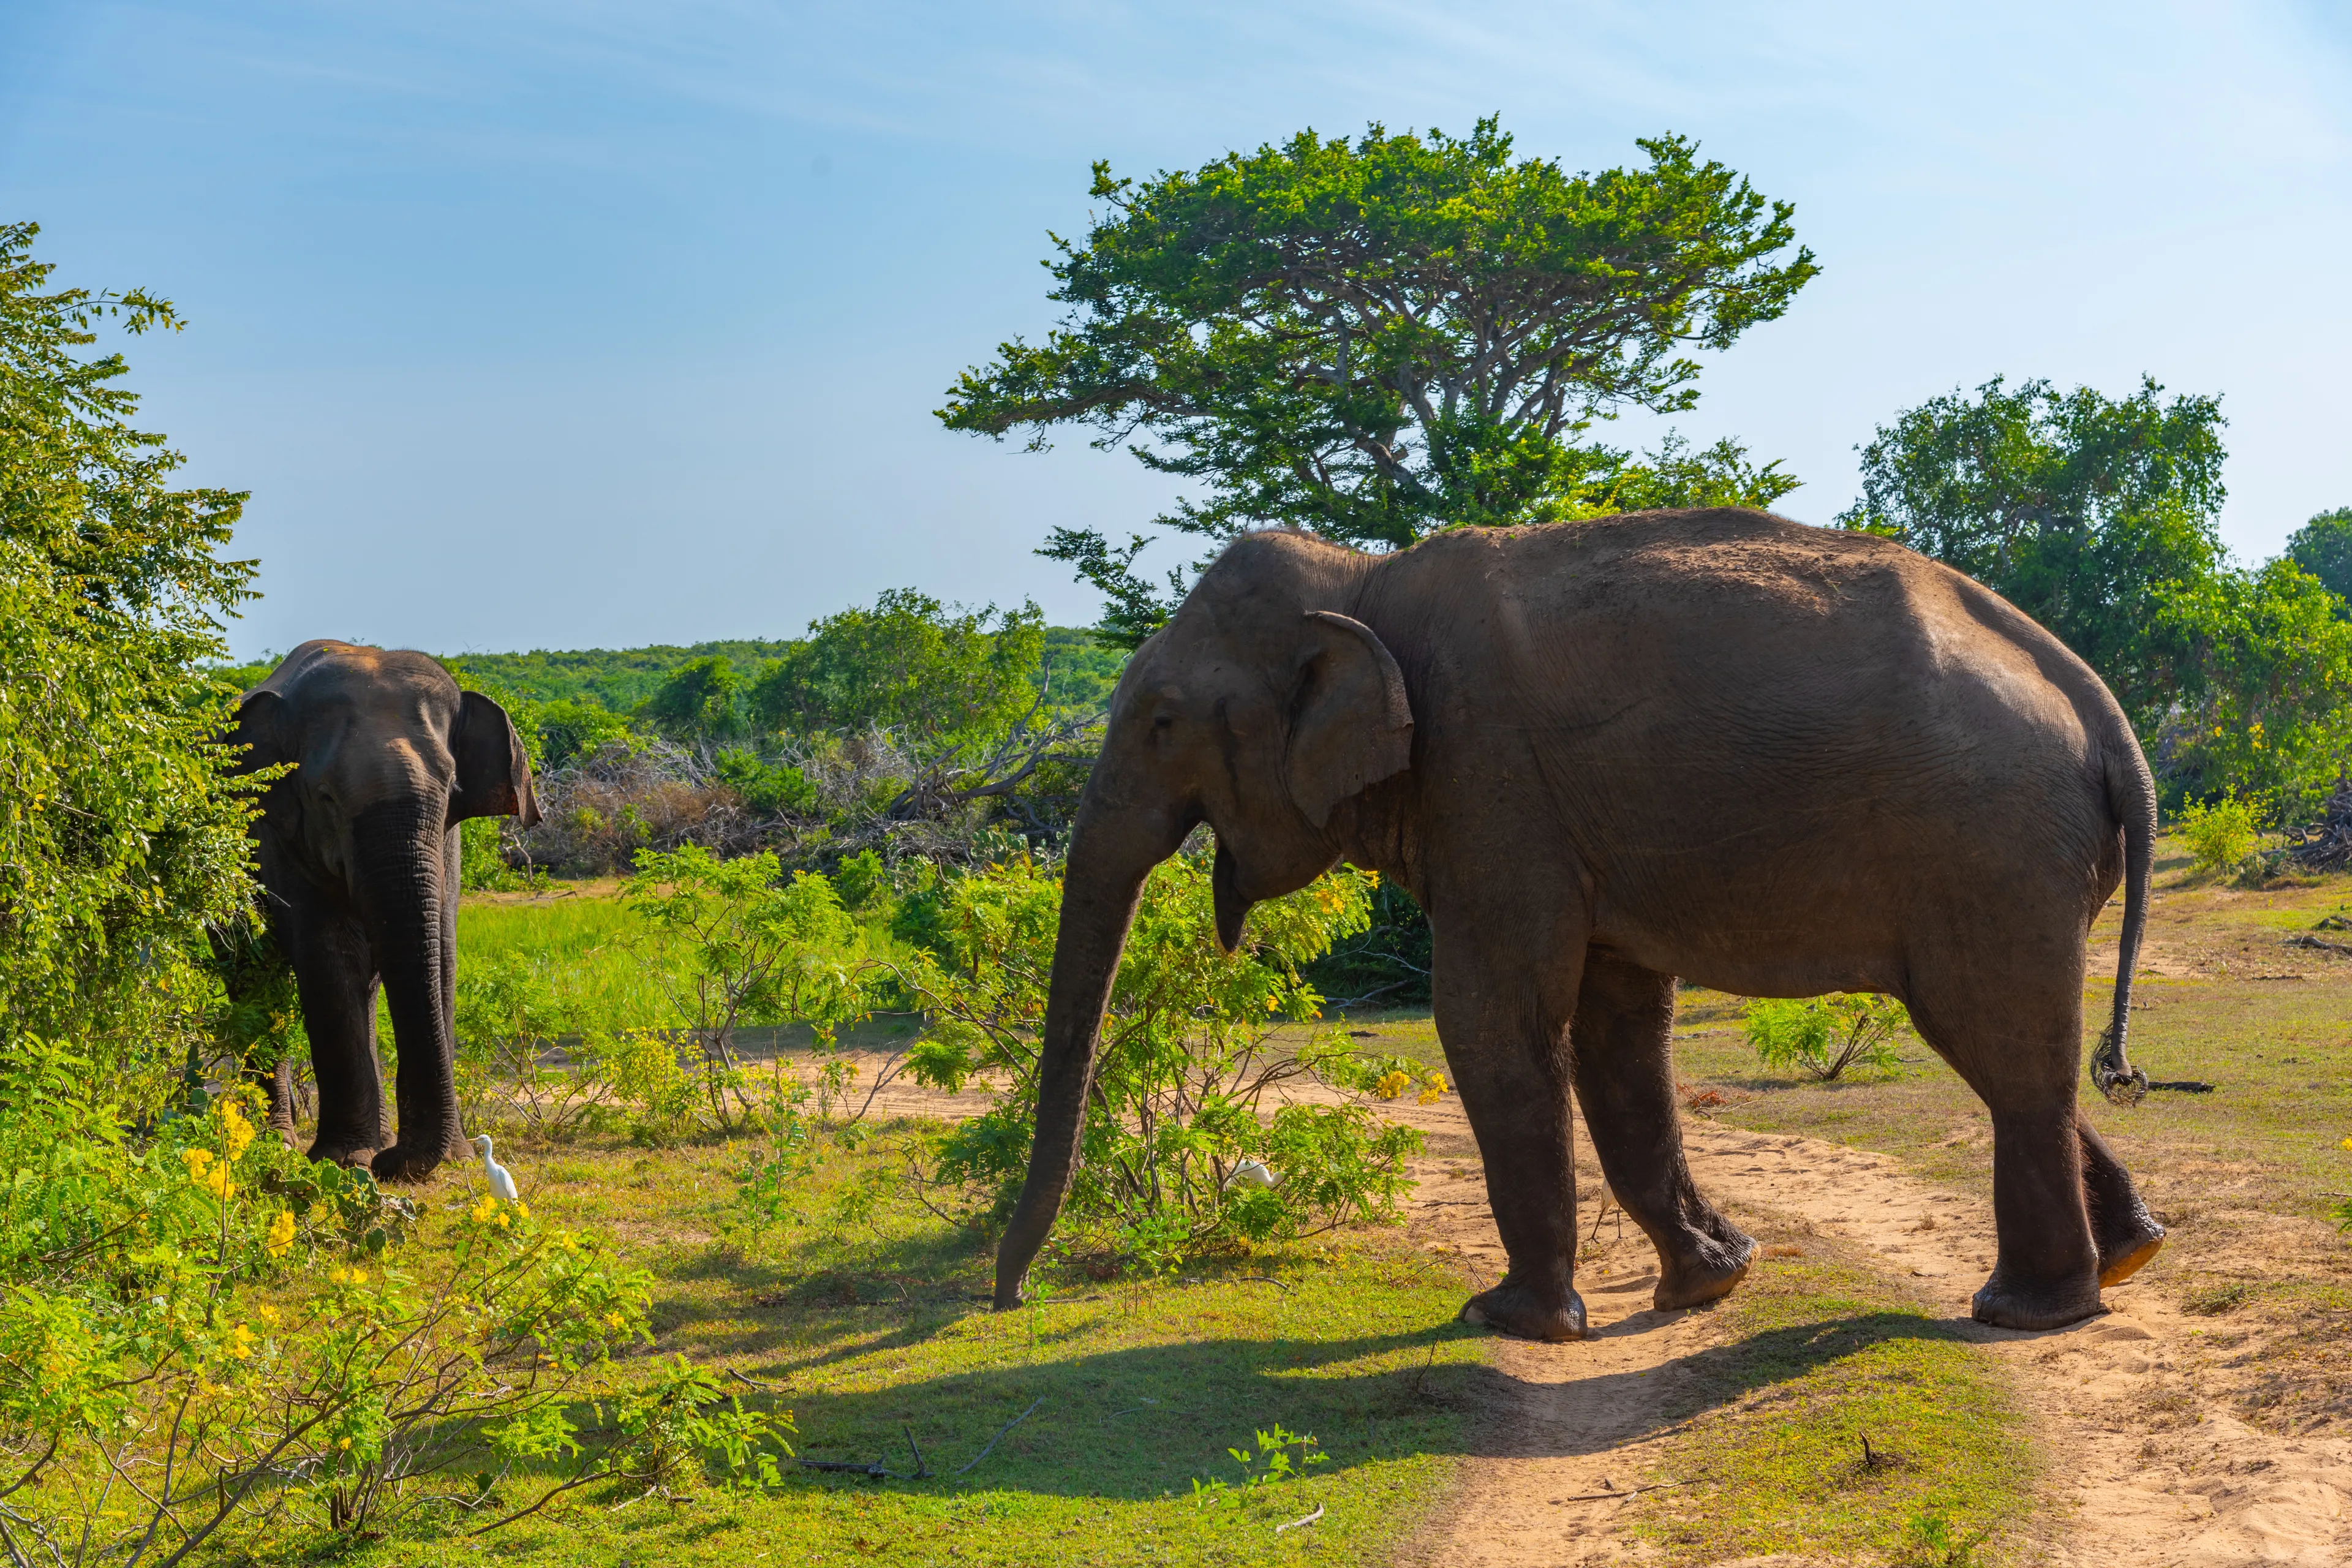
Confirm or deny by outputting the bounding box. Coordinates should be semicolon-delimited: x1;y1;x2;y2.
470;1194;499;1226
1416;1073;1449;1105
603;1311;625;1330
1265;994;1280;1012
514;1200;530;1220
254;1302;281;1327
195;1165;236;1202
221;1102;255;1160
328;1264;366;1289
337;1436;352;1450
223;1324;255;1360
494;1212;510;1229
181;1147;214;1177
1373;1071;1411;1101
2341;1137;2352;1152
265;1209;296;1259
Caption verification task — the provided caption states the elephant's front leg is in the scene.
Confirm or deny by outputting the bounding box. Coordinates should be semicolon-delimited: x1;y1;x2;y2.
282;909;386;1167
1434;930;1589;1342
1570;949;1755;1310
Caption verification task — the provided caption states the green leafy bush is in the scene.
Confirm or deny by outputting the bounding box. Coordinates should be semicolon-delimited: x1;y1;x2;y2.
0;223;259;1107
2177;791;2261;875
0;1051;783;1563
1743;993;1909;1082
714;748;820;815
621;846;873;1133
900;852;1428;1263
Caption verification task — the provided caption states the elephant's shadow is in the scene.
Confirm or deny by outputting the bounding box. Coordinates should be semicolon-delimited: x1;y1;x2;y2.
646;1282;1975;1494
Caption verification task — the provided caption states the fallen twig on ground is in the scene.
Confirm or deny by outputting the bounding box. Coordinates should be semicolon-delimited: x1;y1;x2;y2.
1275;1504;1324;1533
954;1397;1044;1477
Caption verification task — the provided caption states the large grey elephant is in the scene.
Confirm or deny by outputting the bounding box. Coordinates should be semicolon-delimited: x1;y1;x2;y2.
228;640;540;1182
996;508;2164;1336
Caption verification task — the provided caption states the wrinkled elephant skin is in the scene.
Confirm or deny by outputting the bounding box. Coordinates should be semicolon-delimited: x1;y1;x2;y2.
993;510;2163;1338
224;641;540;1182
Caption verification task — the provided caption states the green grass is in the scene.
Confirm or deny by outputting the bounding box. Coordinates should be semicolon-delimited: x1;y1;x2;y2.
459;885;682;1030
265;1118;1485;1566
1627;1238;2033;1566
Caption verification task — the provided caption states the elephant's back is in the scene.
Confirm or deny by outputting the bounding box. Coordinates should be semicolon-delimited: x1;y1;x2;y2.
251;640;461;709
1376;508;2135;970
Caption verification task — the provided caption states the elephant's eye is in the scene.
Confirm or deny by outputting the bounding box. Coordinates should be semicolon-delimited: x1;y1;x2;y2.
1152;714;1175;731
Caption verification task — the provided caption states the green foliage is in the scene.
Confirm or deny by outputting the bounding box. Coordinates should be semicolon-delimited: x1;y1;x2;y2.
747;589;1050;752
900;853;1428;1262
941;120;1812;642
0;223;258;1089
1303;874;1433;1007
448;638;799;715
620;847;872;1133
1189;1424;1329;1507
1839;375;2228;731
2286;507;2352;608
0;1060;696;1560
1744;993;1909;1082
2153;559;2352;816
641;654;747;742
533;696;633;769
714;748;818;815
2177;791;2261;875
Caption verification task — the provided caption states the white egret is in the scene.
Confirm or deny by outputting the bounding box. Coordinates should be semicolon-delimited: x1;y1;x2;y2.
1223;1158;1278;1190
471;1134;519;1205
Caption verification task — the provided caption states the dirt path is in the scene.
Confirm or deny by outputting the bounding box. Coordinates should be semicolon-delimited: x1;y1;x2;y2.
834;1053;2352;1564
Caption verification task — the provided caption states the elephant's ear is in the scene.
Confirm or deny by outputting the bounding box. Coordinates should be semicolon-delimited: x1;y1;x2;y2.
451;690;543;827
1282;611;1414;829
230;688;290;775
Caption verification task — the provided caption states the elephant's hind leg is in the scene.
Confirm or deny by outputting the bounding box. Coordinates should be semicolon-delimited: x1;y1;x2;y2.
1905;963;2105;1331
1570;950;1755;1311
2079;1110;2164;1285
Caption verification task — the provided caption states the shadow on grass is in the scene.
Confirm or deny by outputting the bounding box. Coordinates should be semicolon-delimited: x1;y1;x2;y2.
707;1300;1990;1504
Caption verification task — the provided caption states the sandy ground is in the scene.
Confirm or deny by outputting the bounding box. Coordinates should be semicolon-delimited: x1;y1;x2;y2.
832;1050;2352;1566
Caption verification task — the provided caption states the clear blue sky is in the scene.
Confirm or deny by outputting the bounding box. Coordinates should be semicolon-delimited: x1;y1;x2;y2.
4;1;2347;659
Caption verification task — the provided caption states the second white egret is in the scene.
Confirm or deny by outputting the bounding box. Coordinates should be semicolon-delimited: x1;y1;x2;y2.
472;1134;519;1205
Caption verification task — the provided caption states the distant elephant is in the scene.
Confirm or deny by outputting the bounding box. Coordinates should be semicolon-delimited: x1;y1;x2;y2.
995;509;2164;1336
228;640;540;1182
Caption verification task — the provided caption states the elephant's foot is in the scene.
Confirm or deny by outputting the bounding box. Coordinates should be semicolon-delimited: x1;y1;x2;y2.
1461;1278;1589;1342
371;1143;447;1184
1970;1269;2105;1332
2093;1202;2166;1287
2097;1226;2164;1287
307;1137;378;1169
1654;1232;1757;1311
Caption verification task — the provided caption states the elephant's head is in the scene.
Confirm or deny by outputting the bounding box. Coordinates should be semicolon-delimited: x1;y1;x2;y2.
231;641;540;1177
993;532;1413;1305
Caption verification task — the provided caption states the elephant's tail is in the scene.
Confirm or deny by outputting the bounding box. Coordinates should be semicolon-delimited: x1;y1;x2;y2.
2091;733;2155;1107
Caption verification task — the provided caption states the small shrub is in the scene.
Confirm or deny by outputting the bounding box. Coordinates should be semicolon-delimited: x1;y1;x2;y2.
1189;1424;1328;1507
2177;791;2260;875
901;851;1428;1268
1744;993;1909;1082
621;846;873;1133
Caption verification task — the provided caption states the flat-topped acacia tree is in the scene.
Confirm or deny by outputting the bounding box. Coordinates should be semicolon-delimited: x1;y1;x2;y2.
940;119;1817;643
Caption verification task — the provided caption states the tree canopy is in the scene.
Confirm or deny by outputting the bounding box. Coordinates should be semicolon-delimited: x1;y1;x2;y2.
2286;507;2352;608
0;221;257;1063
1838;375;2227;730
747;590;1048;756
941;121;1815;643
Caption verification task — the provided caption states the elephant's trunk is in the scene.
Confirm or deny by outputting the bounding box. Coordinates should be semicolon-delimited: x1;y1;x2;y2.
992;797;1186;1307
354;799;464;1180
